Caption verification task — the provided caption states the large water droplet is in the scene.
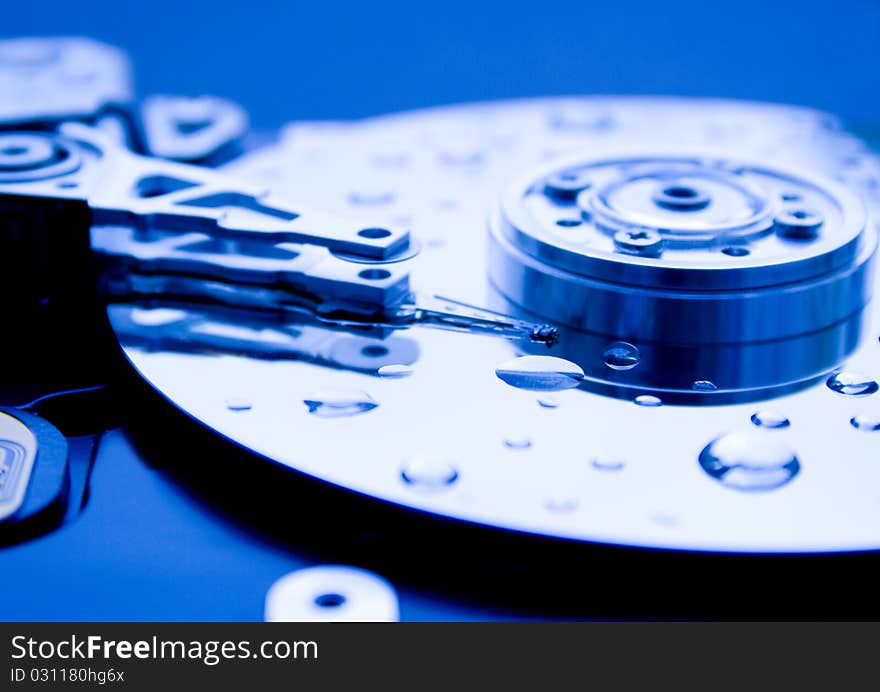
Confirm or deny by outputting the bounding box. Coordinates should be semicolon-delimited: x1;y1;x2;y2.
699;430;800;492
377;364;413;379
603;341;640;371
225;397;252;412
304;390;378;418
634;394;662;407
400;455;459;490
750;410;790;429
826;371;879;396
495;355;584;392
504;437;533;450
592;458;625;472
692;380;718;392
850;414;880;432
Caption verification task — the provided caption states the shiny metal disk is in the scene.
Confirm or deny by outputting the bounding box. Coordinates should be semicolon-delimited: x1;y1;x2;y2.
111;97;880;553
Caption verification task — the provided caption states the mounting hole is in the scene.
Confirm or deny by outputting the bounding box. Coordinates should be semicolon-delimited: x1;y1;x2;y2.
359;269;392;280
357;227;392;239
0;146;27;156
721;246;750;257
556;219;582;227
663;185;698;199
314;593;346;608
652;182;711;211
361;345;389;358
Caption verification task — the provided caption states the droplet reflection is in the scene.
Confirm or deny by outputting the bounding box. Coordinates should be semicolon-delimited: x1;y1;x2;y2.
304;390;378;418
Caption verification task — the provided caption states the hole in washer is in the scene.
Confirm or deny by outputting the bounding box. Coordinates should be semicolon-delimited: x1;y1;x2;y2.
0;146;28;156
56;181;78;189
556;219;582;227
361;345;389;357
663;185;698;199
358;227;393;239
314;593;346;608
790;210;810;220
359;269;392;280
781;192;802;202
722;246;750;257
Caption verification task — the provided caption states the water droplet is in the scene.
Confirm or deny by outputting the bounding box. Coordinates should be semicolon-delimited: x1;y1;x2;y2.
377;364;413;379
602;341;640;371
400;455;459;490
225;397;252;412
592;458;625;472
495;355;584;392
504;437;533;450
750;411;791;429
537;396;559;409
699;430;800;492
826;371;879;396
634;394;662;407
850;414;880;432
692;380;718;392
544;497;578;513
304;390;378;418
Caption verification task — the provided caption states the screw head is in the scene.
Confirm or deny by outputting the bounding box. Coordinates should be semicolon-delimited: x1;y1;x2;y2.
775;208;824;240
613;228;664;257
543;169;593;201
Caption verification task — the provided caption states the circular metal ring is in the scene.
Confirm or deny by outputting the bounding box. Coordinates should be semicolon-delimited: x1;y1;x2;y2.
490;152;876;397
505;155;866;291
651;181;713;211
0;132;82;183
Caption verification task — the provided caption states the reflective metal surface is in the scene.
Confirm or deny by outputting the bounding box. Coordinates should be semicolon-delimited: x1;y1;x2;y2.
110;97;880;553
490;153;876;399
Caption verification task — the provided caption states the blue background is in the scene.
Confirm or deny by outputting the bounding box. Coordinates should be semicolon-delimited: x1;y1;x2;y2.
4;0;879;128
2;0;879;621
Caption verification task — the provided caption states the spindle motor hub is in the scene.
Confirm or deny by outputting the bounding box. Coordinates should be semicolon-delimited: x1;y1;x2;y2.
489;154;877;400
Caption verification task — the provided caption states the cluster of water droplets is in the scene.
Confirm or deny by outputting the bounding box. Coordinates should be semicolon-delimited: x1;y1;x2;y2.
826;370;880;433
226;334;880;509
